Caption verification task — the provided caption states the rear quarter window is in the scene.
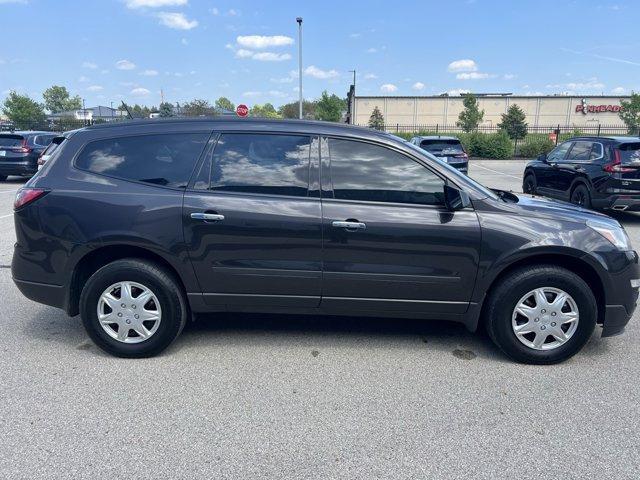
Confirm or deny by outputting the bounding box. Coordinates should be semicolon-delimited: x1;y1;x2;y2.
75;133;209;188
618;143;640;164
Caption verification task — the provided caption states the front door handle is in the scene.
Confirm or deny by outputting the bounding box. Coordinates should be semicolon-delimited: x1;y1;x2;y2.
191;212;225;221
332;220;366;230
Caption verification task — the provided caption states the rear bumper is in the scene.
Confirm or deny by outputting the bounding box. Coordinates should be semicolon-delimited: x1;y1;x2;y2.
592;194;640;211
0;160;37;176
13;277;67;310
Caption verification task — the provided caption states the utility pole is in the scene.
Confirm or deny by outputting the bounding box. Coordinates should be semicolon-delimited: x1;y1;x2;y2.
296;17;303;119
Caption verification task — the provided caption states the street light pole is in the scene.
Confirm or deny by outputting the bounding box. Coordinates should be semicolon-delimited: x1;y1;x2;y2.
296;17;303;119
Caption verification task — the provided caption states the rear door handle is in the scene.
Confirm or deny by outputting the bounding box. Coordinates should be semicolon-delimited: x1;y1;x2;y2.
191;212;225;221
332;220;366;230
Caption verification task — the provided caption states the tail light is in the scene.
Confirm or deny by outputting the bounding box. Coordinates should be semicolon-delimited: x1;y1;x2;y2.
13;139;32;154
454;152;468;159
603;149;635;173
14;188;48;210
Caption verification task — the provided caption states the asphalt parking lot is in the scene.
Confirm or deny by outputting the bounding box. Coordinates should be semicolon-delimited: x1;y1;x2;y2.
1;161;639;479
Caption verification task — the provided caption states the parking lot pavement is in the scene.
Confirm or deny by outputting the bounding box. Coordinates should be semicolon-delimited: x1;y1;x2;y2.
1;167;640;479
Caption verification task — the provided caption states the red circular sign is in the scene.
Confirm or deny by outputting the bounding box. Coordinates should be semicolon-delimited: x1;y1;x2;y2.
236;104;249;117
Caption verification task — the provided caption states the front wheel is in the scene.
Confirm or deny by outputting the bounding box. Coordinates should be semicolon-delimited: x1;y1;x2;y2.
522;173;536;194
80;258;187;358
484;265;596;364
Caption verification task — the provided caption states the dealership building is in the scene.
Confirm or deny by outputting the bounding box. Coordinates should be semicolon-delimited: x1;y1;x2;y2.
348;93;629;127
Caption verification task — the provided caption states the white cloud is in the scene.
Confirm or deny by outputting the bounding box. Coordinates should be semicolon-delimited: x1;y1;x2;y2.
364;73;378;80
86;85;104;92
612;86;626;94
141;69;159;76
252;52;291;62
456;72;491;80
227;8;240;16
448;59;478;72
304;65;339;79
181;38;188;45
0;0;28;3
271;75;294;84
82;61;98;69
125;0;187;8
503;73;517;80
412;82;425;91
380;84;398;93
546;77;605;91
268;90;288;98
78;76;90;83
237;35;294;49
242;91;261;97
100;69;109;74
156;12;198;30
130;87;151;96
116;59;136;70
366;48;377;53
446;88;471;96
349;33;361;38
210;7;219;15
235;49;254;58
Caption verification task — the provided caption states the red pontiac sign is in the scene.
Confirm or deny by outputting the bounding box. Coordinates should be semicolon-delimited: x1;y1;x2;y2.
236;104;249;117
576;104;621;113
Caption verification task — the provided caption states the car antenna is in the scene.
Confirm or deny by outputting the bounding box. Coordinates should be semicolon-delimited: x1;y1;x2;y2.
120;101;134;120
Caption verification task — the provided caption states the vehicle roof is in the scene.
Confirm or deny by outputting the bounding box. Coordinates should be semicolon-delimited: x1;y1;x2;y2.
0;130;55;136
414;135;460;141
568;135;640;143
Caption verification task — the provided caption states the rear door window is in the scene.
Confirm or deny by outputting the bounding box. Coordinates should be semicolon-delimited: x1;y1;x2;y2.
208;133;311;197
75;133;209;188
565;141;593;161
618;143;640;165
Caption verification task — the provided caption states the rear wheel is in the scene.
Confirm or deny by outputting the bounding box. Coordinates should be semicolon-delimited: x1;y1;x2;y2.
570;184;592;209
0;175;7;182
523;173;536;194
484;265;596;364
80;259;187;358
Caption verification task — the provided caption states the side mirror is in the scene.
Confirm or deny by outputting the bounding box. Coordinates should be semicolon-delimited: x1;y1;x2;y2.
537;153;548;163
444;184;471;211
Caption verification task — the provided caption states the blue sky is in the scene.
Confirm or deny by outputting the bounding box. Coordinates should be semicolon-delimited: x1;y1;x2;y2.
0;0;639;109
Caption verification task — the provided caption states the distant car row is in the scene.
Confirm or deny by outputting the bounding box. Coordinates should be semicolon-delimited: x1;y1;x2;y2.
0;131;58;180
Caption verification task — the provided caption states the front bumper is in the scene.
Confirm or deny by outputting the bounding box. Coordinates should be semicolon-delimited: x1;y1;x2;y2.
599;250;640;336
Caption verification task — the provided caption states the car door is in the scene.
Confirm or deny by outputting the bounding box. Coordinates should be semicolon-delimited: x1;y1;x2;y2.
319;137;481;314
537;141;572;195
556;140;593;197
183;132;323;308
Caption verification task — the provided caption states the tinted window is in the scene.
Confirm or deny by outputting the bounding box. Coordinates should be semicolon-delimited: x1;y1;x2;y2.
328;138;444;205
618;143;640;165
547;142;571;162
566;141;593;161
34;135;55;147
76;133;208;188
0;135;24;147
210;133;311;197
42;136;65;157
590;143;603;160
420;139;465;155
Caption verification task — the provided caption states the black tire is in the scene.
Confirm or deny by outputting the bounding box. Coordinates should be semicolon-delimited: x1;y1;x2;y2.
484;265;597;364
523;173;536;194
0;175;7;182
80;258;187;358
570;183;592;209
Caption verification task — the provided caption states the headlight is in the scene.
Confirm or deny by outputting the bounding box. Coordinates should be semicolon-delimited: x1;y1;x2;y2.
587;220;631;250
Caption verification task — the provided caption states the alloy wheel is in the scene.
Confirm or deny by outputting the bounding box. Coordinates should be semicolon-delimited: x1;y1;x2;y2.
511;287;579;350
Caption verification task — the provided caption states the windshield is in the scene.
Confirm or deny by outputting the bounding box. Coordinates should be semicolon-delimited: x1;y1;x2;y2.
0;135;24;147
420;139;465;155
398;137;500;200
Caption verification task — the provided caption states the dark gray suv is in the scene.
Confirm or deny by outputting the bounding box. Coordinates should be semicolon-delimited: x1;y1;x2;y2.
11;119;640;363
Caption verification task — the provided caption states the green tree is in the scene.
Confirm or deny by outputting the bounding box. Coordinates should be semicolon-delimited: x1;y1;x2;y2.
2;91;46;128
250;103;280;118
619;92;640;134
159;102;174;117
368;106;385;130
456;93;484;132
314;91;345;122
183;99;215;117
498;104;528;140
42;85;82;113
215;96;235;112
278;100;316;119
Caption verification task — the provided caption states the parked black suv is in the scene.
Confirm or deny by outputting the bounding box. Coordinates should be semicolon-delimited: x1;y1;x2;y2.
523;136;640;211
0;131;57;180
12;119;640;363
410;135;469;173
